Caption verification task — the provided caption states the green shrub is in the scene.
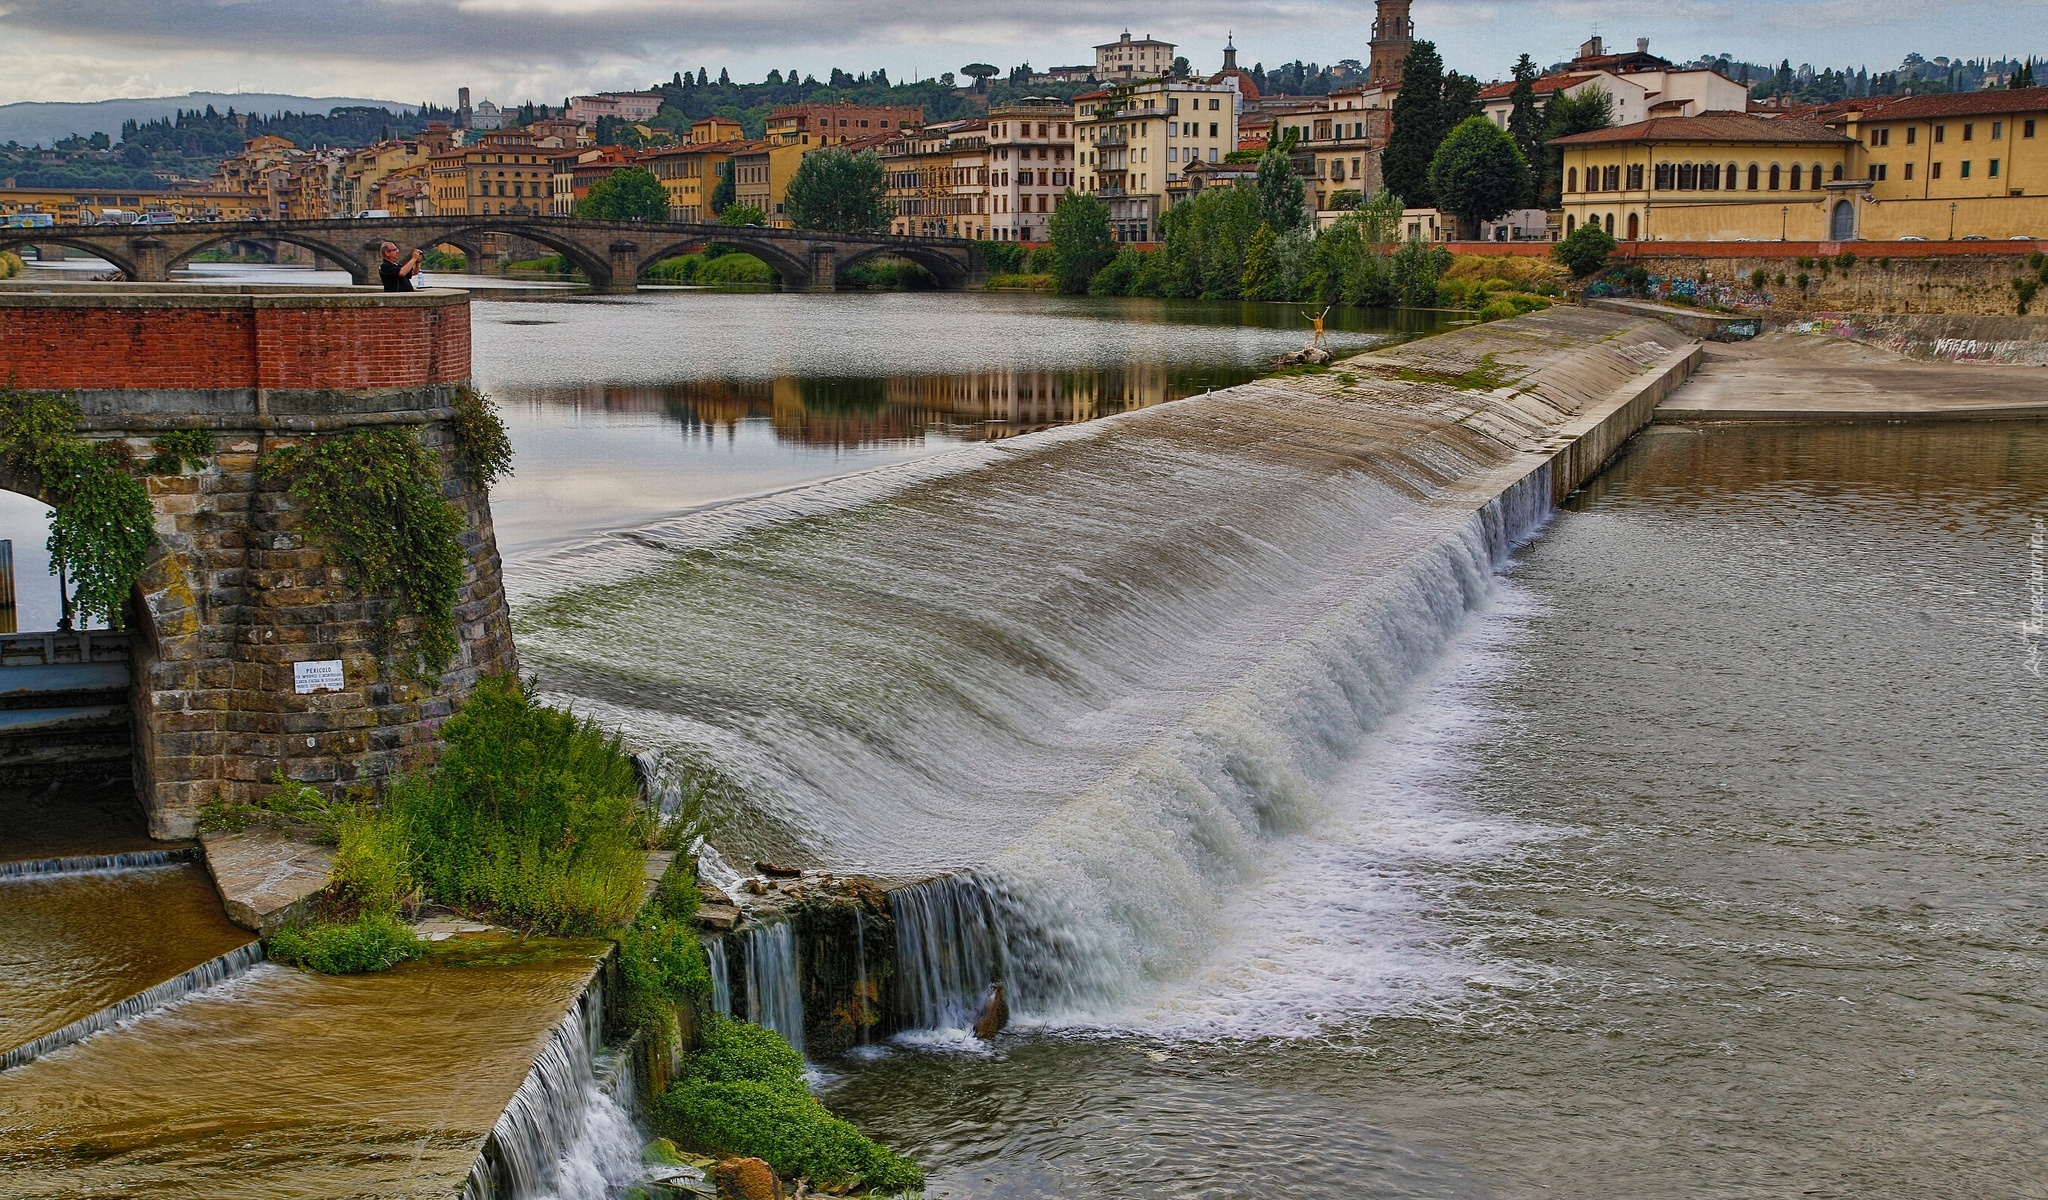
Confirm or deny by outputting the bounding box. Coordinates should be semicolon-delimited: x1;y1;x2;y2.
0;390;154;628
422;248;468;271
0;250;23;279
1796;273;1810;289
1551;223;1616;278
1796;256;1815;269
1477;298;1518;322
1088;248;1146;296
655;1018;922;1193
616;862;713;1061
1749;268;1769;289
392;675;652;934
269;911;424;974
146;429;212;473
985;272;1055;290
1835;251;1856;269
975;240;1026;274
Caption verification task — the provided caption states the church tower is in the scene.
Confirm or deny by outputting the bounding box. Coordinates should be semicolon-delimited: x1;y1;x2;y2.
1369;0;1414;92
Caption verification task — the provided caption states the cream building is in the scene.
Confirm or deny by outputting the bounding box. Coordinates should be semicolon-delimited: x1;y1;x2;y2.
1077;78;1240;243
987;103;1074;242
1096;32;1176;82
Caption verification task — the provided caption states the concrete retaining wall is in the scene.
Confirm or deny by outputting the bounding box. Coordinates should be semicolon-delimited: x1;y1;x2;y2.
1776;311;2048;366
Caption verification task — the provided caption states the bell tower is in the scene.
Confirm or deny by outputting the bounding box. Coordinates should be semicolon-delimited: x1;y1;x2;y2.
1369;0;1414;92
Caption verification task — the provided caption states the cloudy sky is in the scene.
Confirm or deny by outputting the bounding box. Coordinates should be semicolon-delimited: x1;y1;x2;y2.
0;0;2032;107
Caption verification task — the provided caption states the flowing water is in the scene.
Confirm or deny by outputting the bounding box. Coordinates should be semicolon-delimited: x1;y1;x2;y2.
0;861;253;1052
744;921;806;1056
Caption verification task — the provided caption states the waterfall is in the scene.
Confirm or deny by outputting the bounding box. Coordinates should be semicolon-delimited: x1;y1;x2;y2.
0;940;265;1072
743;922;804;1055
853;907;871;1048
0;848;200;880
892;874;1008;1034
706;938;732;1018
463;975;643;1200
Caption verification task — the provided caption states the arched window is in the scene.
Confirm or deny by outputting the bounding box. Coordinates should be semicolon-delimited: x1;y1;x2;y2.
1626;212;1640;240
1769;163;1782;190
1566;214;1577;234
1568;166;1579;193
1748;163;1761;190
1790;163;1803;190
1604;212;1615;235
1832;163;1844;181
1728;162;1739;189
1812;163;1824;190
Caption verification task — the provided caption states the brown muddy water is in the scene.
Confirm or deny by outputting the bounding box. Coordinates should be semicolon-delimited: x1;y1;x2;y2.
0;862;251;1050
0;937;607;1199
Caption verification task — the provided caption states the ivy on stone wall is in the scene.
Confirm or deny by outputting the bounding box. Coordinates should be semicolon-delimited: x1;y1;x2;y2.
264;428;466;674
451;386;513;491
147;429;214;474
0;390;154;629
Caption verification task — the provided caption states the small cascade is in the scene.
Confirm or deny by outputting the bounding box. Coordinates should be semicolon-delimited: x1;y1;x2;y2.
892;874;1008;1033
744;921;804;1055
706;938;732;1018
0;940;265;1072
853;907;871;1048
464;976;638;1200
0;848;200;880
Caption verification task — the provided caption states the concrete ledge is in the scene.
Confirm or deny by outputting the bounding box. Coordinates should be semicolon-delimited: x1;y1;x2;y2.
0;282;467;308
1591;297;1761;342
201;827;335;934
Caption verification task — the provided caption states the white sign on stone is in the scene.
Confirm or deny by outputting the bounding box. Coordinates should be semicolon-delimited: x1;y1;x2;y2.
293;659;345;694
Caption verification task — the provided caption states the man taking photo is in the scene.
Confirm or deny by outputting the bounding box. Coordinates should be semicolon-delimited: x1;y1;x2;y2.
379;241;423;291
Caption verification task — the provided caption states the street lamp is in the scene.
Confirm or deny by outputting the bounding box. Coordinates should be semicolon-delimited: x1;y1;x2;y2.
1949;201;1958;241
1781;205;1788;241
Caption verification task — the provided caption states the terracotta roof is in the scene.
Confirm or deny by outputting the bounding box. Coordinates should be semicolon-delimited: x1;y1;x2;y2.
1857;87;2048;120
1549;111;1853;147
1479;73;1602;102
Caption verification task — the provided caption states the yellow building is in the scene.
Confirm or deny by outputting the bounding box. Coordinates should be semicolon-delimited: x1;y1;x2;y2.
1553;98;2048;243
882;121;989;239
643;117;748;221
429;129;554;216
0;187;261;224
1829;89;2048;240
727;139;811;227
1077;77;1240;242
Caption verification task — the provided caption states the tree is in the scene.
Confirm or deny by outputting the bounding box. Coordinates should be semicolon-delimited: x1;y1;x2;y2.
1537;85;1614;207
1256;149;1307;233
1552;221;1616;277
961;64;999;93
1439;72;1482;126
1428;116;1530;239
1048;190;1115;294
710;169;736;215
1383;41;1446;208
1506;57;1545;207
718;203;767;226
784;147;892;232
577;167;670;221
1171;56;1191;79
1240;223;1280;299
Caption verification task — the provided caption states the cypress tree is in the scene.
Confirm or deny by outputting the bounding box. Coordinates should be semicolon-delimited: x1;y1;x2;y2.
1506;57;1544;208
1383;40;1446;208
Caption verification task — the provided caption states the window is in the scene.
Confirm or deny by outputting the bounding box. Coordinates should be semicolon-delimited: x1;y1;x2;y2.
1833;164;1845;181
1990;159;2001;177
1748;163;1760;189
2028;120;2038;138
1905;162;1915;180
1963;123;1974;141
1907;126;1918;144
1209;98;1220;110
1961;160;1973;178
1626;163;1644;189
1769;163;1781;190
1790;164;1803;189
1992;121;2003;140
1932;161;1943;179
1657;163;1676;190
1604;164;1621;190
1811;163;1823;189
1210;122;1218;138
1870;164;1888;181
1935;125;1946;143
1568;166;1578;192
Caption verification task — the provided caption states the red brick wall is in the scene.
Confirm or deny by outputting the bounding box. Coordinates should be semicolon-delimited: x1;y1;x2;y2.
0;298;470;390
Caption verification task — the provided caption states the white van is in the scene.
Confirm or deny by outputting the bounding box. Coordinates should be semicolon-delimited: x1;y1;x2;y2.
355;209;393;219
94;209;138;225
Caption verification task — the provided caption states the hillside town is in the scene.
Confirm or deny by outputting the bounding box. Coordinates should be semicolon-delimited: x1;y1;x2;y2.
1;2;2043;245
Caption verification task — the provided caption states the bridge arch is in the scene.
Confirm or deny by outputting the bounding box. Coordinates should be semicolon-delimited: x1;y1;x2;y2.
425;221;617;288
164;229;372;284
836;242;975;289
634;233;814;289
0;233;145;281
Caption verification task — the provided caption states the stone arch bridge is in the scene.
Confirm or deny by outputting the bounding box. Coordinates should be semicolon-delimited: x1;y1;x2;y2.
0;217;988;293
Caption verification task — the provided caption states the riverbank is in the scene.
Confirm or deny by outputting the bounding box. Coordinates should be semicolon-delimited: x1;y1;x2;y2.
1656;331;2048;423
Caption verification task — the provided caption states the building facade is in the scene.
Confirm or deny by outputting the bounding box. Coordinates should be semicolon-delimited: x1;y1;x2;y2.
0;187;262;224
884;121;990;239
567;92;664;128
1369;0;1414;91
728;139;810;227
642;117;748;221
1096;32;1176;82
1265;89;1394;209
429;129;556;216
765;102;924;145
1077;78;1241;242
987;103;1074;241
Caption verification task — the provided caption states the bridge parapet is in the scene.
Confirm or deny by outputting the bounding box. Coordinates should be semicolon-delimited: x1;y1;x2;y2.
0;283;513;834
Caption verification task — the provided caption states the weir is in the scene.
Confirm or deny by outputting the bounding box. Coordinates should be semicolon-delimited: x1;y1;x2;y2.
642;307;1706;1046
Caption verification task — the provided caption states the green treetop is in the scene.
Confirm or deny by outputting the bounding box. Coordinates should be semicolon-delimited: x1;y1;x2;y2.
1429;115;1531;239
783;147;893;233
1048;190;1115;294
1256;149;1307;234
577;166;670;221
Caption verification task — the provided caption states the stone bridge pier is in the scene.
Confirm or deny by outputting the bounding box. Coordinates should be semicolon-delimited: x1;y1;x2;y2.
0;281;517;836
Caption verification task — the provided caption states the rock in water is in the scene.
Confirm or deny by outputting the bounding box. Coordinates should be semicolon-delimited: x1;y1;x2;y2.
1303;344;1334;364
972;981;1010;1039
718;1157;782;1200
754;861;803;879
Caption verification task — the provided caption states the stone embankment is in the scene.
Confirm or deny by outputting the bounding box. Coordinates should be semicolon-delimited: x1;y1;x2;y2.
1655;331;2048;423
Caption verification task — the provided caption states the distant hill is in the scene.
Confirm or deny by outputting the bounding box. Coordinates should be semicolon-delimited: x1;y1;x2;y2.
0;92;419;148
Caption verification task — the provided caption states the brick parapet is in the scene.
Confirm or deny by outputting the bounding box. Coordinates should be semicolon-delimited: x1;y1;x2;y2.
1;284;513;836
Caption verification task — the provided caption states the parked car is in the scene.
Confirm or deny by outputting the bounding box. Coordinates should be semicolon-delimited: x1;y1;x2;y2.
2011;235;2038;241
2;212;56;228
137;211;177;225
1898;235;1928;242
355;210;393;219
1960;234;1988;241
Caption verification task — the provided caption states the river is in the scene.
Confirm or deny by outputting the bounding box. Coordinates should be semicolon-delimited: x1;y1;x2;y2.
490;287;2046;1195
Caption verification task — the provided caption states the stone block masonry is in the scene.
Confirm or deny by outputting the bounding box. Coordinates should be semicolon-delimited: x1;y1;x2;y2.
0;283;516;836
